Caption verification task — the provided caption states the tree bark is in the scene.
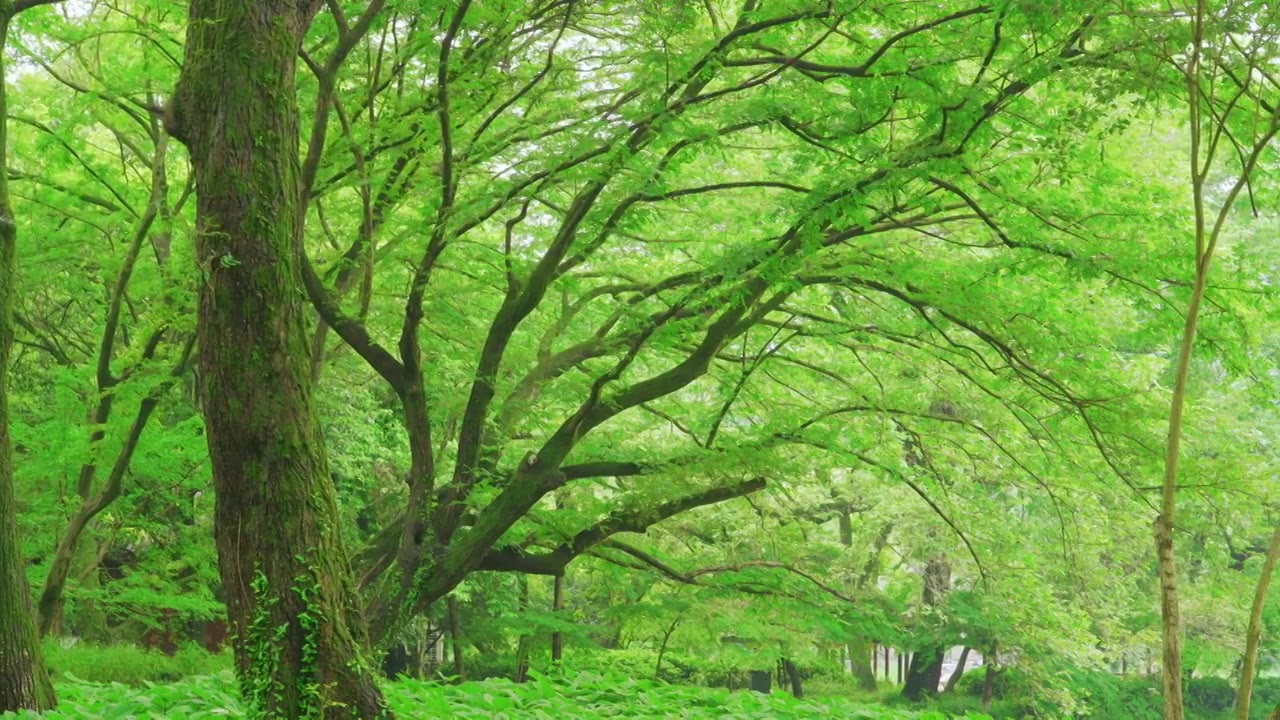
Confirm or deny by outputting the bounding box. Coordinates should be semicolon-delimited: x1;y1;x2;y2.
0;3;55;712
168;3;388;717
1237;523;1280;720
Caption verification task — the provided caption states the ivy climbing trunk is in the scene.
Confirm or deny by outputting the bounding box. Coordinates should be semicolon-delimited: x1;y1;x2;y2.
168;2;388;718
0;2;56;712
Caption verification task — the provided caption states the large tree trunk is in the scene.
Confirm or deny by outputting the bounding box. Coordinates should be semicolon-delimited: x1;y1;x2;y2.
0;4;55;712
168;3;388;717
902;556;951;701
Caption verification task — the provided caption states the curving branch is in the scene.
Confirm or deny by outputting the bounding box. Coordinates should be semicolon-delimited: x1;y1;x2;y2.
477;478;766;576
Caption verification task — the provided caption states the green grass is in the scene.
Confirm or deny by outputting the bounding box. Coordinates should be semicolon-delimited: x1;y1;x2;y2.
2;670;994;719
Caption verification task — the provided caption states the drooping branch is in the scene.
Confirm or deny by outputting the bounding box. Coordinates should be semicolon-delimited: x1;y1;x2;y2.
599;540;884;609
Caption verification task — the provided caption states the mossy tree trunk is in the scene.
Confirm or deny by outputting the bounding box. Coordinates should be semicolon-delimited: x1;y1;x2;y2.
168;3;388;717
0;0;61;712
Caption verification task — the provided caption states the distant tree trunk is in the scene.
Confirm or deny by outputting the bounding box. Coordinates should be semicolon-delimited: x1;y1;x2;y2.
904;647;947;701
902;556;951;701
1237;523;1280;720
982;663;995;712
945;647;971;692
551;574;565;662
838;512;878;690
0;3;56;712
167;3;388;717
514;575;531;683
782;659;803;698
848;636;877;691
447;595;465;682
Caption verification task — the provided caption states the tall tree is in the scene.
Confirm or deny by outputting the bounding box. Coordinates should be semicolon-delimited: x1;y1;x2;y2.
1151;2;1280;717
0;0;62;711
300;0;1126;649
167;1;388;716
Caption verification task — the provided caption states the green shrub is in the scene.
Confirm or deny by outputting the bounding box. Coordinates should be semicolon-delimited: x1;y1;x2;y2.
463;649;519;681
952;666;1032;699
1064;671;1161;719
41;641;231;686
558;647;706;684
1186;676;1235;713
950;666;1164;719
1249;677;1280;718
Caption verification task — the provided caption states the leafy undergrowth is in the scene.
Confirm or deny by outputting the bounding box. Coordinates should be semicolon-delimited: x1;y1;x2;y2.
2;670;993;719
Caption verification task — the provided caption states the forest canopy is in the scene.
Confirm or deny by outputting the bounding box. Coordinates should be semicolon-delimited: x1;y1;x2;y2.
0;1;1279;719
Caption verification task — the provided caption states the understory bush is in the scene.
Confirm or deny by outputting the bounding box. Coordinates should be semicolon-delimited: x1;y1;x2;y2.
1185;676;1236;713
40;640;231;685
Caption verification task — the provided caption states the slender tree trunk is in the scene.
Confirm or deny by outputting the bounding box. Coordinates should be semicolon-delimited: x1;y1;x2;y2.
37;394;163;636
1237;524;1280;720
655;616;681;680
551;573;565;663
945;647;971;693
982;662;995;713
514;575;531;683
37;134;174;637
168;3;387;717
782;659;803;698
0;4;55;711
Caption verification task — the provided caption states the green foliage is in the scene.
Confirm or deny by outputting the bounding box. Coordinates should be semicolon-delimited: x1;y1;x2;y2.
1;671;993;720
1185;676;1237;714
40;642;230;686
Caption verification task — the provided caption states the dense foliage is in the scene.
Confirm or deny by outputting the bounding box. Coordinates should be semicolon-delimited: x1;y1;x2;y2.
0;0;1279;718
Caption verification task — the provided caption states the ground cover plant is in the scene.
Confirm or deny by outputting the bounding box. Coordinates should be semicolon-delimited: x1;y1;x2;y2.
0;671;992;720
